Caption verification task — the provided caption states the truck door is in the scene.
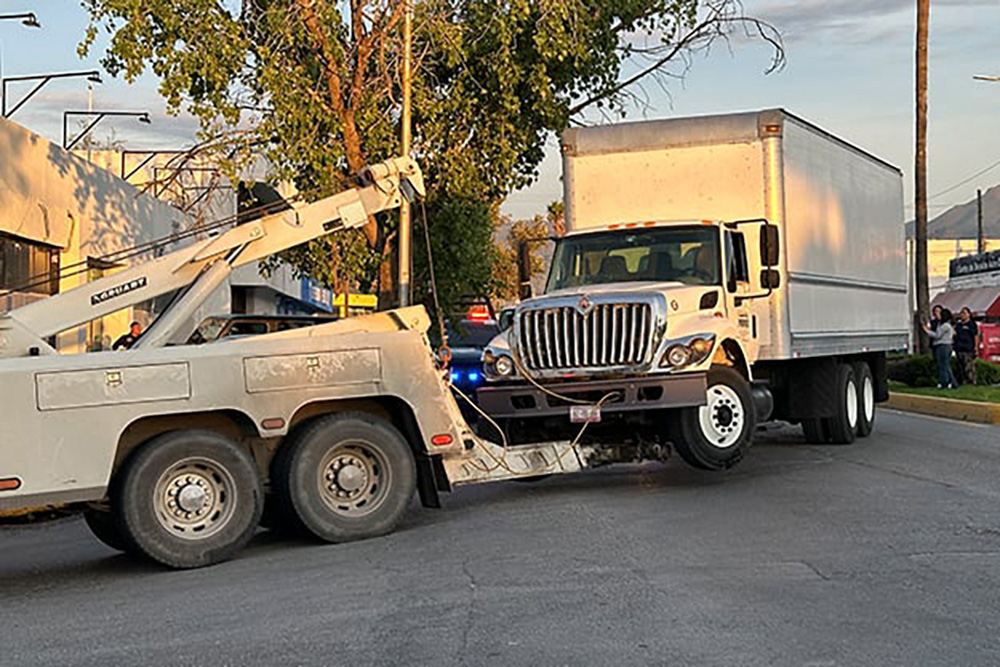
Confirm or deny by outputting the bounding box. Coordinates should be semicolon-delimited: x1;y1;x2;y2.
723;230;760;361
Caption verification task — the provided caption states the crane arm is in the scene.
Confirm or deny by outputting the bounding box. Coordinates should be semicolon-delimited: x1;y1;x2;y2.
0;157;423;358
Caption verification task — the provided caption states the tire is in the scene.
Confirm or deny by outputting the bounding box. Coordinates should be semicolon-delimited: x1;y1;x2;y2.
853;361;876;438
272;412;416;543
674;366;756;471
825;363;858;445
801;418;831;444
83;508;127;553
114;430;263;569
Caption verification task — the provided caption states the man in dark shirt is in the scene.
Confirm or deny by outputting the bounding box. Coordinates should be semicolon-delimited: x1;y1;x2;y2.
953;307;978;385
112;321;143;351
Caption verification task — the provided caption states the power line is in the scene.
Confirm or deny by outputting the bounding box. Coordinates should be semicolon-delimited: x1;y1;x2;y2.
927;156;1000;201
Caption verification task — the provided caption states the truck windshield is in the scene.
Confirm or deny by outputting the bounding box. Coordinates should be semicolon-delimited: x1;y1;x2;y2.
187;317;226;344
545;225;721;292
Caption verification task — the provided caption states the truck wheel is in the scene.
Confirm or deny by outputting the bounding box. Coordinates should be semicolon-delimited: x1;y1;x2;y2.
800;418;831;444
83;508;127;553
826;363;858;445
272;412;416;543
114;430;263;569
675;366;755;471
853;362;876;438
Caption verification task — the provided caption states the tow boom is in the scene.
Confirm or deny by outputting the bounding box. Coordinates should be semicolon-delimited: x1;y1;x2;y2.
0;157;423;358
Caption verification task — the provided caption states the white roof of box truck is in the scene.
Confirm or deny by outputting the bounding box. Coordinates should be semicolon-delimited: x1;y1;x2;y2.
561;108;901;176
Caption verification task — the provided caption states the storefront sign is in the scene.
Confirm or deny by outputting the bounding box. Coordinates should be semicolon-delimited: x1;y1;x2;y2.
950;250;1000;278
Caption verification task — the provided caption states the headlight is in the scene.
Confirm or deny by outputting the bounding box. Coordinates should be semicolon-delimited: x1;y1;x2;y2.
659;334;716;369
689;338;713;364
494;355;515;377
666;345;691;367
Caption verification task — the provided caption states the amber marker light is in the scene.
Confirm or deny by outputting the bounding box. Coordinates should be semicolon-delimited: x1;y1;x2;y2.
0;477;22;491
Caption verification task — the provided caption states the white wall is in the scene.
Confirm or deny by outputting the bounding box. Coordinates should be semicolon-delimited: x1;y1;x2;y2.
0;118;186;352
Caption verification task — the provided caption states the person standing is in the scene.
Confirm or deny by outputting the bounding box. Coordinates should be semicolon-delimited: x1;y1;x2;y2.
953;307;979;386
923;308;957;389
930;304;942;331
112;321;143;350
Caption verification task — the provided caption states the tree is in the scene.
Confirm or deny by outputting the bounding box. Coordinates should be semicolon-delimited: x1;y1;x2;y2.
914;0;930;353
492;201;563;302
79;0;783;315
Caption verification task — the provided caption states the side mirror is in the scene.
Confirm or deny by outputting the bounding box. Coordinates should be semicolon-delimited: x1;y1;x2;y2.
760;269;781;289
498;309;515;332
760;224;780;267
516;241;533;301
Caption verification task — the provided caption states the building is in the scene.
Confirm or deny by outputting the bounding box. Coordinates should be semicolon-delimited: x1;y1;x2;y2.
0;116;182;352
1;117;358;352
930;249;1000;361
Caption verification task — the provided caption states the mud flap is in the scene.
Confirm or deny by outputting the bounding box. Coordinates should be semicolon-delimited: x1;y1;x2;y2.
415;454;449;509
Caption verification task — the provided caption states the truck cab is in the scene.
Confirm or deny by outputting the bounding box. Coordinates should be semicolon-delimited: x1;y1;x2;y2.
480;218;779;471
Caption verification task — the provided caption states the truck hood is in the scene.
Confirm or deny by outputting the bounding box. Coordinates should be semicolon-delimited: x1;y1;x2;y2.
537;282;718;312
542;281;684;299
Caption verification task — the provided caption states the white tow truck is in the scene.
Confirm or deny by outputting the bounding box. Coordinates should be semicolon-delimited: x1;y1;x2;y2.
480;110;908;469
0;157;659;569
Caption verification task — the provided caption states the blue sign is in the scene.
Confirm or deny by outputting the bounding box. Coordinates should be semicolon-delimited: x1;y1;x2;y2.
299;278;334;312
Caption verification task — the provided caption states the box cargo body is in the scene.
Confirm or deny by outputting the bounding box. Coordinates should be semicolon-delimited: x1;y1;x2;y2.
561;109;909;360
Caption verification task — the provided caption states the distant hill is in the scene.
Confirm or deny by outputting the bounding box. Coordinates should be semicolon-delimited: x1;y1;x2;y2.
906;184;1000;239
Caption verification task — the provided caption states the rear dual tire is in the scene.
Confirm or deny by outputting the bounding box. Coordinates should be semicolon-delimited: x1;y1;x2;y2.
110;430;263;569
271;413;416;543
801;361;875;445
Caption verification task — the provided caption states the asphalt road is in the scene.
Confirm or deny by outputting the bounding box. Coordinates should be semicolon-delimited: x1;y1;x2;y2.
3;410;1000;667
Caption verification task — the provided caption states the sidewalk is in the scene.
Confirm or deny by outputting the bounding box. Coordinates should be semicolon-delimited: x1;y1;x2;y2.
886;392;1000;425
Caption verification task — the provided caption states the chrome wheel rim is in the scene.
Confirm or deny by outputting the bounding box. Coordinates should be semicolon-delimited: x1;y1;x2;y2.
698;384;745;449
154;457;237;540
317;441;390;517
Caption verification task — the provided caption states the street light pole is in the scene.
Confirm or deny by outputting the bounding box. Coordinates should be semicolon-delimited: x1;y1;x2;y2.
0;13;40;27
63;110;151;150
2;70;101;118
397;0;413;307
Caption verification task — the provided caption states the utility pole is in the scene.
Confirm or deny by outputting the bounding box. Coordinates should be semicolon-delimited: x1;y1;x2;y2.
978;188;985;254
914;0;930;353
397;0;413;307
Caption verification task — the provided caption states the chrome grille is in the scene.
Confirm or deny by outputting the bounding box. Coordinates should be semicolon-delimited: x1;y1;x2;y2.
517;302;655;371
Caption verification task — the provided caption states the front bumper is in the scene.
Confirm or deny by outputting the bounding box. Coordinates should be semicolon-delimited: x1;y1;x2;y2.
477;373;707;419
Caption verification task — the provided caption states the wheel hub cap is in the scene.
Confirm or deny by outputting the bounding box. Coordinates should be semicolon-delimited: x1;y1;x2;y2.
698;384;745;449
337;463;367;493
318;442;390;518
154;458;235;540
715;405;734;428
177;482;209;512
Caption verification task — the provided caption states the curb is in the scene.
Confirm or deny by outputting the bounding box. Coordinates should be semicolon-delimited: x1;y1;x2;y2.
886;392;1000;425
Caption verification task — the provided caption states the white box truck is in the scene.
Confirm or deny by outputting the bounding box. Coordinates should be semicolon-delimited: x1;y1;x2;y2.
480;109;908;469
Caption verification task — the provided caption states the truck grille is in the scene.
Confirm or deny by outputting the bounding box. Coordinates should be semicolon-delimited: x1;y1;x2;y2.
516;302;655;371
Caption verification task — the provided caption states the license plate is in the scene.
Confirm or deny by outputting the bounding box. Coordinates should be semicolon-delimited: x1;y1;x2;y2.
570;405;602;423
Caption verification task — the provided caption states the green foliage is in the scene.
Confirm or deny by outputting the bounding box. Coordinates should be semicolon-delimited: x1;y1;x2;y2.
492;202;563;302
889;383;1000;405
887;354;938;388
78;0;782;304
975;358;1000;386
887;354;1000;387
412;196;496;319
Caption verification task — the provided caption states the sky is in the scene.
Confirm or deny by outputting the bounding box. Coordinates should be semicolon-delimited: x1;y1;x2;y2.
2;0;999;222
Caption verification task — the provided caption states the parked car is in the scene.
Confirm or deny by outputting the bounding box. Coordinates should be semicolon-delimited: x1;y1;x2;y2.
186;313;339;344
